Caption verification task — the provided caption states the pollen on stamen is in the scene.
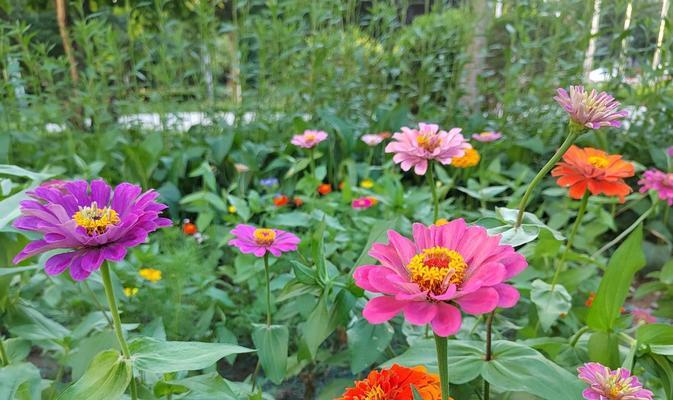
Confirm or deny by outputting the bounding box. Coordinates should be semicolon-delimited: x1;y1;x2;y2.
72;202;120;236
407;247;467;295
588;156;610;169
253;228;276;246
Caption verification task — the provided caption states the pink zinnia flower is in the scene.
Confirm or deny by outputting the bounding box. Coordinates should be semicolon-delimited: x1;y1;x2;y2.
667;146;673;157
352;197;375;209
291;130;328;149
361;134;384;146
12;179;172;281
578;363;653;400
228;224;300;257
639;168;673;205
385;123;470;175
472;131;502;142
631;308;656;325
353;220;527;337
554;86;628;129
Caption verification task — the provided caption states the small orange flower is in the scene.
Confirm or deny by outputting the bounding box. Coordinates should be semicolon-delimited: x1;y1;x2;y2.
182;222;197;235
585;292;596;307
318;183;332;195
338;364;441;400
551;146;634;202
273;195;289;207
451;148;480;168
293;197;304;207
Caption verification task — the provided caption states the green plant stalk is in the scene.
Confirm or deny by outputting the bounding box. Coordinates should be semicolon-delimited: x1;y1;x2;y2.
0;336;9;366
591;202;656;259
264;253;272;326
483;310;496;400
427;161;439;222
569;326;590;348
550;190;590;290
434;333;449;400
309;147;316;180
515;130;580;228
100;263;138;400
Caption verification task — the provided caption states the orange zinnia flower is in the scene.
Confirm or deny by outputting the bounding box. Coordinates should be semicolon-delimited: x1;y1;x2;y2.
338;364;442;400
273;194;289;207
551;146;634;202
182;221;197;235
317;183;332;195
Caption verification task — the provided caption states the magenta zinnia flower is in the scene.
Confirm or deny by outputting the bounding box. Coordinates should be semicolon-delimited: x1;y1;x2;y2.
554;86;628;129
472;131;502;142
229;224;300;257
12;179;171;281
578;363;653;400
639;168;673;205
385;123;470;175
352;197;375;209
361;134;384;146
291;130;328;149
353;220;527;337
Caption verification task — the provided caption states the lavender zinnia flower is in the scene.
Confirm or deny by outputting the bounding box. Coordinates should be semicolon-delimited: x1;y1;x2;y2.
554;86;628;129
578;362;653;400
12;179;172;281
639;168;673;205
260;177;279;187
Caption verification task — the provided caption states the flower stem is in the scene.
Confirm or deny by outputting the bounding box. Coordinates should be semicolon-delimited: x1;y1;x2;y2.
309;147;316;181
550;190;590;290
427;161;439;222
591;203;656;259
569;326;590;347
0;336;9;366
263;253;272;326
434;333;449;400
483;310;496;400
515;131;579;228
100;263;138;400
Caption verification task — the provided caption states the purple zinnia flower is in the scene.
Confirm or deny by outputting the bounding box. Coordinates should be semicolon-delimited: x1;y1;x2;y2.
554;86;628;129
639;168;673;205
667;146;673;157
228;224;300;257
578;362;653;400
472;131;502;142
12;179;172;281
260;177;279;187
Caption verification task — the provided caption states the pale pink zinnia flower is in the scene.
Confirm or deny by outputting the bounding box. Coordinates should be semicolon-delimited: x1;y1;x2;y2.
472;131;502;142
639;168;673;205
291;130;328;149
353;219;527;337
228;224;300;257
385;123;470;175
361;134;384;146
631;308;656;325
554;86;628;129
578;363;653;400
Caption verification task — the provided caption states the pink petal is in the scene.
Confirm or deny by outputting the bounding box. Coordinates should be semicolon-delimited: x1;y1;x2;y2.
430;302;461;337
362;296;407;324
493;283;520;308
455;287;499;314
45;252;75;275
403;301;438;325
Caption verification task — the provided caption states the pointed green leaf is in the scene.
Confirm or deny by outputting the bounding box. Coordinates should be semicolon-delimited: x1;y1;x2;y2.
252;324;289;384
57;350;131;400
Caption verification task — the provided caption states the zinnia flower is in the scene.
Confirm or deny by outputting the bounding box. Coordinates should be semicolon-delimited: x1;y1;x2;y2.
234;163;250;173
472;131;502;142
260;177;279;187
551;146;634;202
273;194;289;207
12;179;171;281
293;197;304;207
228;205;237;214
352;197;376;209
554;86;628;129
451;148;480;168
353;220;527;337
361;179;374;189
361;134;384;146
667;146;673;158
578;363;653;400
124;287;139;297
639;169;673;205
385;123;470;175
317;183;332;195
291;130;328;149
139;268;162;283
228;224;300;257
182;220;197;235
338;364;441;400
631;308;656;325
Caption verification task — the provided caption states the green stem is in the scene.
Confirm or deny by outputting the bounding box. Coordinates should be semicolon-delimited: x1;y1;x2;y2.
550;190;590;290
591;203;656;259
427;161;439;222
515;131;580;228
0;336;9;366
100;263;138;400
483;310;496;400
309;147;316;181
264;253;272;326
434;333;449;400
569;326;590;347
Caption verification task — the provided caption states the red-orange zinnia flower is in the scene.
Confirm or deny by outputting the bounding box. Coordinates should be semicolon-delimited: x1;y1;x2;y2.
551;146;634;202
182;222;197;235
293;197;304;207
318;183;332;195
338;364;442;400
273;194;289;207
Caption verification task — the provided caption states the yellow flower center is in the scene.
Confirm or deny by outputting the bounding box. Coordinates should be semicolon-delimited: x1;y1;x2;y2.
435;218;449;226
306;134;316;142
407;247;468;295
416;134;441;152
364;385;386;400
253;228;276;246
72;202;120;235
588;155;609;169
361;179;374;189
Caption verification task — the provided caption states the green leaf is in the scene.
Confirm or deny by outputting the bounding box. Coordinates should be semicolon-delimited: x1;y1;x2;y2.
9;304;70;341
57;350;131;400
660;259;673;285
347;319;393;373
0;362;42;400
588;331;620;369
251;324;289;384
302;295;333;359
637;323;673;355
0;265;40;276
352;217;399;270
129;337;253;373
158;372;239;400
0;165;60;181
291;261;317;285
587;225;645;332
227;195;251;221
530;279;571;332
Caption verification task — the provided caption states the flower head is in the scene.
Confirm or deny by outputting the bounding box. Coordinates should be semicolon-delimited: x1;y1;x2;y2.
260;177;279;188
385;123;471;175
291;130;328;149
234;163;250;173
631;308;656;325
552;146;635;202
182;220;197;235
228;205;237;214
472;131;502;142
361;134;384;146
554;86;628;129
361;179;374;189
124;287;139;297
293;197;304;207
273;194;289;207
352;197;377;209
578;363;653;400
338;364;441;400
353;220;527;337
667;147;673;157
228;224;300;257
451;148;481;168
139;268;162;283
318;183;332;195
12;179;171;281
639;169;673;205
